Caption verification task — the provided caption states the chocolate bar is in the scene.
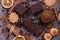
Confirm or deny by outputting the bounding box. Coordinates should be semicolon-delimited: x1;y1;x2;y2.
14;3;27;15
29;2;44;14
22;18;43;37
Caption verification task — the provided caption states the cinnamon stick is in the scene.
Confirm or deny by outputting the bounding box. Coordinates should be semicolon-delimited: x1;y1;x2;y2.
54;8;59;21
7;24;19;36
8;2;17;14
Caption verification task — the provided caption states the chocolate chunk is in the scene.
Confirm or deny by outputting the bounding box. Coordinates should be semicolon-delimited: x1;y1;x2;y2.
23;33;31;40
29;2;44;14
14;3;27;15
22;18;43;37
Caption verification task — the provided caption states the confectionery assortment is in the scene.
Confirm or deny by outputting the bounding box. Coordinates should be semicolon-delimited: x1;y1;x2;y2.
0;0;59;40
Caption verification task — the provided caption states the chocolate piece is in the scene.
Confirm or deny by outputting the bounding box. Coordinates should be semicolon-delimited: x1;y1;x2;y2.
23;33;31;40
29;2;44;14
22;18;43;37
14;3;27;15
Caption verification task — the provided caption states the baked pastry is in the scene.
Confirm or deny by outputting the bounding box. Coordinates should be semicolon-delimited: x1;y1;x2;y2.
13;35;25;40
44;0;56;6
44;33;52;40
41;9;53;23
2;0;14;8
8;12;19;23
50;28;58;36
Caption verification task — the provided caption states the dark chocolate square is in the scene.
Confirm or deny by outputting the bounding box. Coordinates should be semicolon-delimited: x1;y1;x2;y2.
14;3;27;15
22;18;43;37
29;2;44;14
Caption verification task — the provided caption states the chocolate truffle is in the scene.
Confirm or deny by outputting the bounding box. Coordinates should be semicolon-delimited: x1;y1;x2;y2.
41;8;54;23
